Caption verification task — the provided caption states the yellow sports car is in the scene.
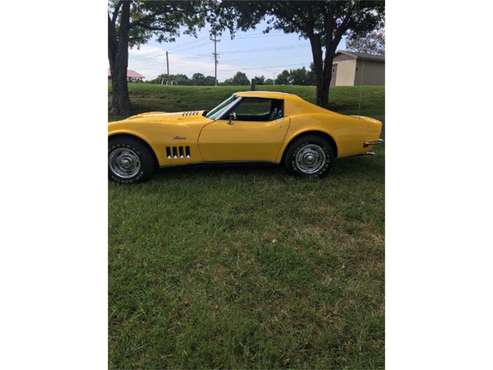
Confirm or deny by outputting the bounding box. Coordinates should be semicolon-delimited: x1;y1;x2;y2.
108;91;383;183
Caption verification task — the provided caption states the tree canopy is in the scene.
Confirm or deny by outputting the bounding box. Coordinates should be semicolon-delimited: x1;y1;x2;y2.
109;1;385;113
209;1;384;107
275;70;291;85
274;66;316;85
148;72;217;85
347;27;385;55
225;71;250;85
108;0;206;115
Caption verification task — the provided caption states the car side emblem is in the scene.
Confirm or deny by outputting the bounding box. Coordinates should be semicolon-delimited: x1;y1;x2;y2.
173;136;187;140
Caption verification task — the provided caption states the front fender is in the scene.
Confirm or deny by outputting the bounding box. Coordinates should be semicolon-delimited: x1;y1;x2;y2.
108;120;205;166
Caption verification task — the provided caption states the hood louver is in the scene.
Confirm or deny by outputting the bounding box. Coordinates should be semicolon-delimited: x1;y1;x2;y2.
182;111;200;117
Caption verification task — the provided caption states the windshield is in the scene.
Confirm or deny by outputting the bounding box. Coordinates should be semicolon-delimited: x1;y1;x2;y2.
205;95;241;120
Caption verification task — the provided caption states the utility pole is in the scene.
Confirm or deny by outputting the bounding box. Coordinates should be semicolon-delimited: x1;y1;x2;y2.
166;50;170;75
210;34;220;85
162;51;170;85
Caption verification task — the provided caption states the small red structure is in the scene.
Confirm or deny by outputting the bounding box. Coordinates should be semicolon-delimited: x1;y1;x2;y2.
108;69;144;82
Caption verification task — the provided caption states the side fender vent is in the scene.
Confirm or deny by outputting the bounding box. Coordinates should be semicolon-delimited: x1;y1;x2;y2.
166;146;191;159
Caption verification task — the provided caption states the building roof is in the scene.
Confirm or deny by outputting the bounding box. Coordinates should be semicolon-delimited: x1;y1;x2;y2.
107;69;145;78
336;50;385;62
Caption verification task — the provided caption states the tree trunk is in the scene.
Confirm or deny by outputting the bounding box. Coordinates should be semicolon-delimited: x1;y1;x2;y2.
320;50;335;108
309;35;332;108
315;81;329;107
108;2;131;117
311;51;336;108
110;54;130;116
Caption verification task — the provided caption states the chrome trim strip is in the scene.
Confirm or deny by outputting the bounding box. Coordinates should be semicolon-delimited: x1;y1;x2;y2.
212;96;242;121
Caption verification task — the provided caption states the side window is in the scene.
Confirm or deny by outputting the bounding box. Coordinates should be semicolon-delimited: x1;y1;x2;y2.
226;98;283;122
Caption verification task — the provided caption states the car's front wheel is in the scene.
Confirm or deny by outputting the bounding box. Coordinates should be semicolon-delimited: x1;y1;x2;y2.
284;135;335;178
108;136;156;184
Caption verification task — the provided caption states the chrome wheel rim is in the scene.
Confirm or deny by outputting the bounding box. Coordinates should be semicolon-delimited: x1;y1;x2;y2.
295;144;327;174
109;148;141;179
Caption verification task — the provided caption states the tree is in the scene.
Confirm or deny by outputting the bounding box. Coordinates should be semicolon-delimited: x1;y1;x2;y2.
148;73;171;84
152;73;192;85
192;72;206;84
149;73;217;85
253;75;265;84
211;1;384;107
231;71;250;85
347;27;385;55
265;78;274;85
108;1;205;116
189;73;216;85
275;67;315;85
204;75;217;85
275;70;291;85
289;67;311;85
174;74;191;85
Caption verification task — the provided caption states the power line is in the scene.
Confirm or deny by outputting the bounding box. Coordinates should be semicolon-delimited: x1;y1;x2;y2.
129;51;165;60
185;44;308;58
130;39;308;60
233;33;296;40
167;39;211;52
129;35;303;58
220;62;308;71
128;33;312;81
164;33;302;53
166;38;205;50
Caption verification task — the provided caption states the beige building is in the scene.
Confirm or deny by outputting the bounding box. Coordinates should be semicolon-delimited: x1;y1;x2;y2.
330;51;385;86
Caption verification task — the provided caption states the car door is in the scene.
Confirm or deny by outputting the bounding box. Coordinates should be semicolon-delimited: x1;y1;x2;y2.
198;97;290;162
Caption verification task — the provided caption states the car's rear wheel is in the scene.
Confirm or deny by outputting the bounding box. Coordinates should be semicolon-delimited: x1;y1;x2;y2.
108;136;156;184
284;135;335;178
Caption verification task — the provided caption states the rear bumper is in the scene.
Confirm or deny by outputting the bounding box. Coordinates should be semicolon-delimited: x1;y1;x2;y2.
360;138;384;156
363;139;384;148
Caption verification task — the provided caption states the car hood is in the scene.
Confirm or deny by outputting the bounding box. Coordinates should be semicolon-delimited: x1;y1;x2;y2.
114;111;212;127
128;110;206;120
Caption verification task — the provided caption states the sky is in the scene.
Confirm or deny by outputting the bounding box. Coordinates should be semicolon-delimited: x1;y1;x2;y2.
128;21;347;81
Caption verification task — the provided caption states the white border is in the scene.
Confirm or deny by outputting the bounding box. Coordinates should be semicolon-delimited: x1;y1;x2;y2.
0;0;107;369
1;1;493;369
387;0;493;368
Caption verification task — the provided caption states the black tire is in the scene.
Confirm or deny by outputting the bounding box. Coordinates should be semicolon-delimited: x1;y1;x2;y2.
283;134;335;178
108;136;156;184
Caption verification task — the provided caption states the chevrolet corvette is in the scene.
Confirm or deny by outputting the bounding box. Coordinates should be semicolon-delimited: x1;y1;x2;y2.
108;91;383;183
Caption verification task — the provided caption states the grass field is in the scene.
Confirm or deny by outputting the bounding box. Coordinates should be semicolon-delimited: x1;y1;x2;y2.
109;83;384;121
109;84;385;369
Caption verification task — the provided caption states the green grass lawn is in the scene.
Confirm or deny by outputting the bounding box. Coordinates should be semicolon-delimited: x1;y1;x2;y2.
109;83;384;121
109;84;385;369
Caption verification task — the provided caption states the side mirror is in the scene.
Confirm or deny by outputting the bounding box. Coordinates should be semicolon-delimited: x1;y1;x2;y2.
228;112;237;125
